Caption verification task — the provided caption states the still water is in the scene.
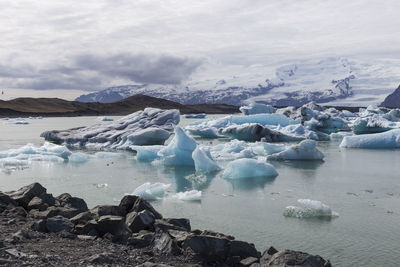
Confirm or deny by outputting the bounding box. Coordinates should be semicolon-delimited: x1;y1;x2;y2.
0;116;399;267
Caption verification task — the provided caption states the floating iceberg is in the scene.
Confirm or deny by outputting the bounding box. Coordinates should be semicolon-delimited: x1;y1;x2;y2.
222;158;278;179
192;146;221;173
97;116;114;121
330;131;353;140
41;108;179;149
184;113;206;119
158;126;198;166
69;152;90;163
131;182;171;201
284;199;339;218
131;145;164;161
239;103;276;115
171;190;202;201
340;129;400;149
6;119;29;125
352;115;395;135
267;140;324;160
186;126;219;138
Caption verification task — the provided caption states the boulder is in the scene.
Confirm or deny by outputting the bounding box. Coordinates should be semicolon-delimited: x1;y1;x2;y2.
46;215;74;233
240;257;259;266
70;211;94;225
31;219;47;233
128;231;154;248
183;235;231;262
30;206;82;219
27;196;49;211
0;192;17;206
95;215;128;236
130;198;162;219
56;193;88;211
263;250;331;267
118;195;139;216
154;219;188;232
91;205;122;218
125;210;155;233
152;230;181;255
229;240;260;259
8;183;46;209
163;218;191;232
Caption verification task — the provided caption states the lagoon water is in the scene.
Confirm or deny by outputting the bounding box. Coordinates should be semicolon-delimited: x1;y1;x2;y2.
1;116;400;266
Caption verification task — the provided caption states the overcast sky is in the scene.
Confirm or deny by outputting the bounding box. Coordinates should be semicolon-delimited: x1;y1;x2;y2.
0;0;399;98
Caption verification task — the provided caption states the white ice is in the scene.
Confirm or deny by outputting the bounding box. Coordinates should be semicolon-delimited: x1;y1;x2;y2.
284;199;339;218
130;145;164;161
267;140;324;160
130;182;171;201
330;131;353;140
97;116;114;121
340;129;400;149
192;146;221;173
171;190;202;201
222;158;278;179
239;103;276;115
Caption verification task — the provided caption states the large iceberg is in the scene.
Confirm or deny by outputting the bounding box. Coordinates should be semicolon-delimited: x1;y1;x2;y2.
158;126;198;166
340;129;400;149
239;103;276;115
284;199;339;218
192;146;221;173
351;115;395;135
267;140;324;160
222;158;278;179
41;108;179;149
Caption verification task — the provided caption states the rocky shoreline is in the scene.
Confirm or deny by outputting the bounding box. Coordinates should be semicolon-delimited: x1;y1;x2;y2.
0;183;332;266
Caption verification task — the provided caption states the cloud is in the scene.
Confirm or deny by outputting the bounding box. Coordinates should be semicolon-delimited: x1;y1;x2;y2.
73;53;202;84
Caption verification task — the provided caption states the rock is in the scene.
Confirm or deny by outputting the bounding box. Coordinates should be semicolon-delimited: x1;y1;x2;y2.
152;230;181;255
46;215;74;233
136;262;174;267
9;206;27;217
73;221;98;236
86;253;115;264
229;240;260;259
69;211;94;225
118;195;139;216
130;198;162;219
5;248;27;258
77;235;97;241
91;205;122;218
195;229;235;240
263;250;331;267
259;246;281;265
8;183;46;209
31;219;48;233
27;196;49;211
95;215;128;236
167;229;193;244
126;210;155;233
183;235;231;262
56;193;88;211
128;231;154;248
154;219;188;232
240;257;259;266
163;218;191;232
30;206;82;219
0;192;17;206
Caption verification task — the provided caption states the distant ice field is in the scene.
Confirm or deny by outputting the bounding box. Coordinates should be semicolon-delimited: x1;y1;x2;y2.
1;115;400;266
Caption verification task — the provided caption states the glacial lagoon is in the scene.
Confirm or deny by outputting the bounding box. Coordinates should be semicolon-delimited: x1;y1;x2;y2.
1;115;400;266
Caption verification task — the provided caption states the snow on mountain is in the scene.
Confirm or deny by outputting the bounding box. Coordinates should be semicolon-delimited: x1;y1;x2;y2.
76;57;400;107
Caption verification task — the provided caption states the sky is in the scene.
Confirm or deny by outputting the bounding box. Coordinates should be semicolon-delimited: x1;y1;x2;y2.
0;0;399;100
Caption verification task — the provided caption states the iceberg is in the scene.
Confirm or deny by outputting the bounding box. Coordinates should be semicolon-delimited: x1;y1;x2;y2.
69;152;90;163
222;158;278;179
6;119;29;125
130;145;164;161
330;131;353;140
158;126;198;166
267;140;324;160
41;108;180;149
184;113;206;119
239;103;276;115
171;190;202;201
284;199;339;218
340;129;400;149
352;115;395;135
185;125;219;138
130;182;171;201
97;116;114;121
192;146;221;173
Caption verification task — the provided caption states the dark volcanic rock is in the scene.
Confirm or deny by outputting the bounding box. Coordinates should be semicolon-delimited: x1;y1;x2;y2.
262;250;331;267
152;230;181;255
380;85;400;108
46;215;74;233
91;205;122;218
56;193;88;211
8;183;46;209
183;235;231;261
126;210;155;233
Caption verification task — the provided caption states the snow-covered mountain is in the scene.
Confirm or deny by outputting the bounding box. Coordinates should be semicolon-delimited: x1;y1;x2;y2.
76;57;400;107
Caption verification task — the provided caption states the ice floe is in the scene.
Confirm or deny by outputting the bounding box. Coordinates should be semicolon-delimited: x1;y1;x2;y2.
267;140;324;160
340;129;400;149
97;116;114;121
171;190;202;201
41;108;179;149
222;158;278;179
130;182;171;201
284;199;339;218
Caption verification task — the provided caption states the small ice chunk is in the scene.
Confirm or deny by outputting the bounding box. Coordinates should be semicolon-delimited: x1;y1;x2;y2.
222;158;278;179
284;199;339;218
171;190;202;201
97;116;114;121
158;127;198;166
192;146;221;173
69;152;90;163
267;140;324;160
340;129;400;149
184;113;206;119
131;182;171;201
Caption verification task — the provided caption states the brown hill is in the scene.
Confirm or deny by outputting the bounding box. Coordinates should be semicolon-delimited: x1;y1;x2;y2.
0;94;239;117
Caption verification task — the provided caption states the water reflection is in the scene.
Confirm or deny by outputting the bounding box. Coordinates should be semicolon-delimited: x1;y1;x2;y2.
225;175;276;191
273;160;324;170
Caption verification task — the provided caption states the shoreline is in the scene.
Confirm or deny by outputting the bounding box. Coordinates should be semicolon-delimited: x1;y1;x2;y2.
0;183;332;266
